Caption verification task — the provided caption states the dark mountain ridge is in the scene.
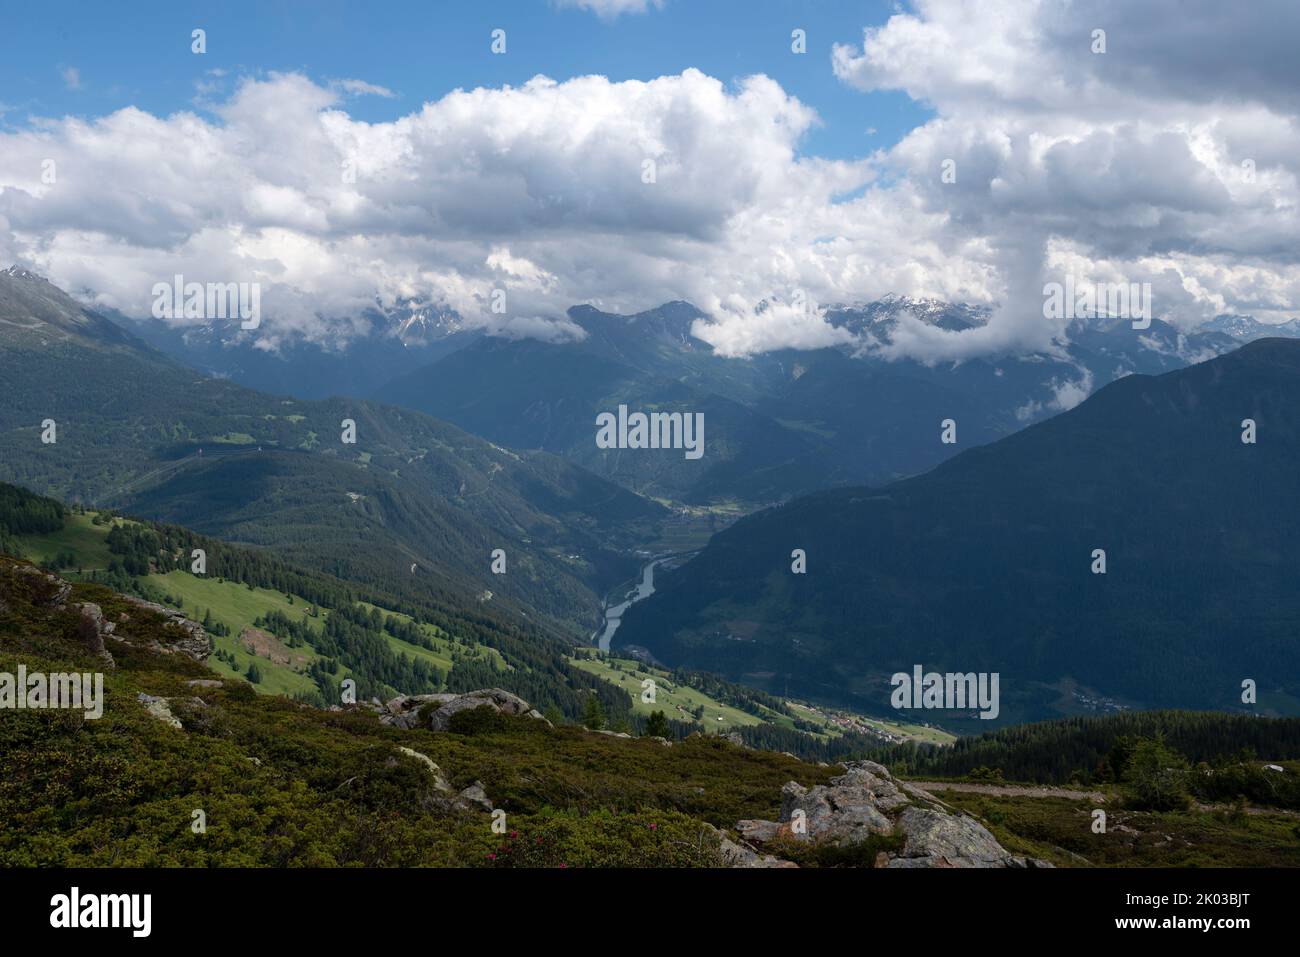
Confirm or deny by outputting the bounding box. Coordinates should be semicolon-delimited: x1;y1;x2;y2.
616;338;1300;724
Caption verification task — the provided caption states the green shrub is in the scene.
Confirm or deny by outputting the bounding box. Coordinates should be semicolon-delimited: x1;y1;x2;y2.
447;704;514;736
1123;736;1192;811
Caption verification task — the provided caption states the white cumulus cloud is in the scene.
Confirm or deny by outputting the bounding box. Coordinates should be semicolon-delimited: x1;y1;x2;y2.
1;1;1298;362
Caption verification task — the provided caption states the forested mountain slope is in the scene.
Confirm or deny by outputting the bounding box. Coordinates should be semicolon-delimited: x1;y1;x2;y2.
618;339;1300;721
0;268;663;635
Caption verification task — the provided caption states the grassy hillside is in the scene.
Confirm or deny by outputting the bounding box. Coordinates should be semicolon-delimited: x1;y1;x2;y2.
0;483;633;722
0;553;831;866
4;552;1297;868
570;654;769;730
570;651;955;746
9;511;117;572
3;484;917;760
146;569;327;697
23;515;513;702
2;485;882;760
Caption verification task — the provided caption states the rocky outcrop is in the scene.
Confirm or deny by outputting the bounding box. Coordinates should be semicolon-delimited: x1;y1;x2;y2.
137;692;208;730
718;833;798;869
137;692;183;729
885;806;1029;868
74;602;116;667
388;748;498;816
392;746;454;795
12;564;72;608
730;761;1053;869
378;688;551;732
1;564;206;664
450;780;494;813
119;596;210;661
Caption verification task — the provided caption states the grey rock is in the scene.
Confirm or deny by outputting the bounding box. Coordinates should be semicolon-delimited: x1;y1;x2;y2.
381;688;547;732
738;760;1051;868
394;746;454;794
779;777;893;843
388;709;428;730
119;595;210;661
719;835;797;868
735;819;783;844
14;565;71;608
884;855;945;868
892;806;1039;868
428;695;503;731
526;708;554;726
451;780;494;813
382;693;456;725
428;688;534;731
137;692;182;729
832;762;912;812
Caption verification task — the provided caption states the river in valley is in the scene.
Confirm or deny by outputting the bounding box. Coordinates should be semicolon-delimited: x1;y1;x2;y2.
594;556;674;652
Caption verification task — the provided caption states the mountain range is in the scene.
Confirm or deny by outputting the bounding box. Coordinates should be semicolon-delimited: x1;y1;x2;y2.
109;273;1300;509
7;264;1300;726
375;296;1259;505
616;337;1300;725
120;292;477;401
0;266;662;637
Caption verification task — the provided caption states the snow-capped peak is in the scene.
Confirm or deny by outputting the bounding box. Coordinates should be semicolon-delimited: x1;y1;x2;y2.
1;265;49;283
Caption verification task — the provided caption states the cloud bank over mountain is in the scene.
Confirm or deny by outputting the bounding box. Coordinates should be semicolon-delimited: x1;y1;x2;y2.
832;0;1300;360
1;0;1297;360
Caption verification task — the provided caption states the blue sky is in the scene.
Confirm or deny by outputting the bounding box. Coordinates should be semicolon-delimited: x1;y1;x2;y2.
0;0;929;159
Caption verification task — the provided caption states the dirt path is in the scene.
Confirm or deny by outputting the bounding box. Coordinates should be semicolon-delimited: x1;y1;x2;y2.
1192;801;1300;818
910;782;1300;819
909;781;1107;802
